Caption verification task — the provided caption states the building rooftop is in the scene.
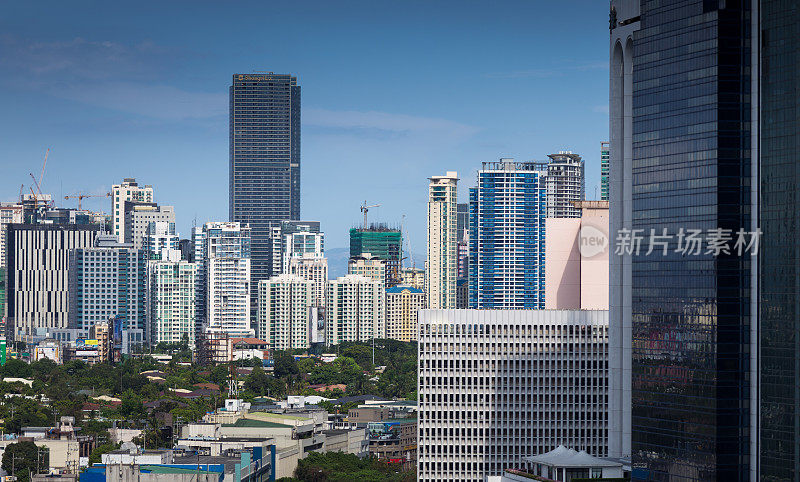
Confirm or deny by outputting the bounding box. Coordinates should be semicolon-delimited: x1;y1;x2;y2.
386;285;424;294
524;446;623;468
223;418;292;429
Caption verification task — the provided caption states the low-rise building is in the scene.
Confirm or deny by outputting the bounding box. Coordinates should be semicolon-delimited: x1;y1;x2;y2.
501;446;625;482
34;339;63;364
367;419;417;469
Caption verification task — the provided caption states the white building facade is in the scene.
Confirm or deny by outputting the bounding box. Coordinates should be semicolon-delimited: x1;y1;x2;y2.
123;203;175;249
194;222;253;337
417;309;609;482
0;202;23;269
143;221;180;260
545;152;585;219
111;178;153;243
426;172;458;309
288;255;328;308
147;253;197;347
326;275;385;345
347;253;386;288
257;274;312;350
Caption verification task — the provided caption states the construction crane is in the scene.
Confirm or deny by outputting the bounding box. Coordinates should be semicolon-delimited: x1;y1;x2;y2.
64;192;110;210
28;148;53;208
360;200;381;228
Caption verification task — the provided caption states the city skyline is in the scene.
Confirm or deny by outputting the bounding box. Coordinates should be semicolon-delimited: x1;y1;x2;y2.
0;1;609;252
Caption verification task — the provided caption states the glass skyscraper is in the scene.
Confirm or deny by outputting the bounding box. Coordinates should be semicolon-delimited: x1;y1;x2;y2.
469;160;546;309
609;1;800;480
229;73;300;321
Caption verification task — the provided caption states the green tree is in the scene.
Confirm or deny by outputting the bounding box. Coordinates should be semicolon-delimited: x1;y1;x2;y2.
88;443;118;465
244;366;270;395
341;344;373;372
1;441;47;481
274;352;299;379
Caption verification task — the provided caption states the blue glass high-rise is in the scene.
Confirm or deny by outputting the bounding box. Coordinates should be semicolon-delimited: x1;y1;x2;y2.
469;160;546;309
229;73;300;322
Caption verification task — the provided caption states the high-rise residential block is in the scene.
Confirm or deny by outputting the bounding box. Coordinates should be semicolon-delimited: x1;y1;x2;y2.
426;172;458;309
111;179;153;243
68;235;146;337
123;202;175;250
347;253;386;288
147;251;197;348
5;224;100;341
600;141;610;201
469;160;547;309
385;285;425;342
143;221;180;260
325;275;385;345
270;221;323;275
349;226;402;287
257;274;312;350
0;202;23;269
608;2;800;479
288;255;328;308
229;73;301;321
545;151;585;218
417;309;609;482
193;222;252;338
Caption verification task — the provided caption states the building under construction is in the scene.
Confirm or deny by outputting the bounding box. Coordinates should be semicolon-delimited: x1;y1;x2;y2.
349;224;402;287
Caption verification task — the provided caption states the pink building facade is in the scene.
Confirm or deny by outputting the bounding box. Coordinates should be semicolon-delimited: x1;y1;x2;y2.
545;201;609;310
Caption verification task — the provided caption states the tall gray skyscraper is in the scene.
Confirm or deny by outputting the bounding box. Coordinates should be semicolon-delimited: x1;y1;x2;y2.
610;1;800;480
229;73;300;320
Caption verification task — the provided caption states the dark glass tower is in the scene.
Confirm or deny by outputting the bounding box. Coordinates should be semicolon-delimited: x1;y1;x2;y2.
611;0;800;480
229;73;300;318
759;1;800;478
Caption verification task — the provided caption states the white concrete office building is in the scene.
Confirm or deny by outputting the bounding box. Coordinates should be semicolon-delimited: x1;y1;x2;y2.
417;309;609;482
111;178;153;243
147;251;197;347
326;274;385;345
123;202;175;250
257;274;313;350
427;172;458;309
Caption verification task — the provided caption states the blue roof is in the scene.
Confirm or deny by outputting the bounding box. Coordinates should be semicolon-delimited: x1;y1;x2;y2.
386;285;423;294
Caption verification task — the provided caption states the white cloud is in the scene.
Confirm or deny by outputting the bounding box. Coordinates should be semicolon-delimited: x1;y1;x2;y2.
304;108;479;140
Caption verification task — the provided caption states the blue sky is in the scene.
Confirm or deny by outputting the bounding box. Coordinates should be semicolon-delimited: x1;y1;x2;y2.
0;0;610;252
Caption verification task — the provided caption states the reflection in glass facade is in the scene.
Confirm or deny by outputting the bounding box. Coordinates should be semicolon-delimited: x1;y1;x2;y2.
229;73;300;322
629;1;751;480
759;1;800;479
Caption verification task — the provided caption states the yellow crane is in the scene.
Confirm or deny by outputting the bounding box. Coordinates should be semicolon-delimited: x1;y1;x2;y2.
64;192;111;210
360;200;381;228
